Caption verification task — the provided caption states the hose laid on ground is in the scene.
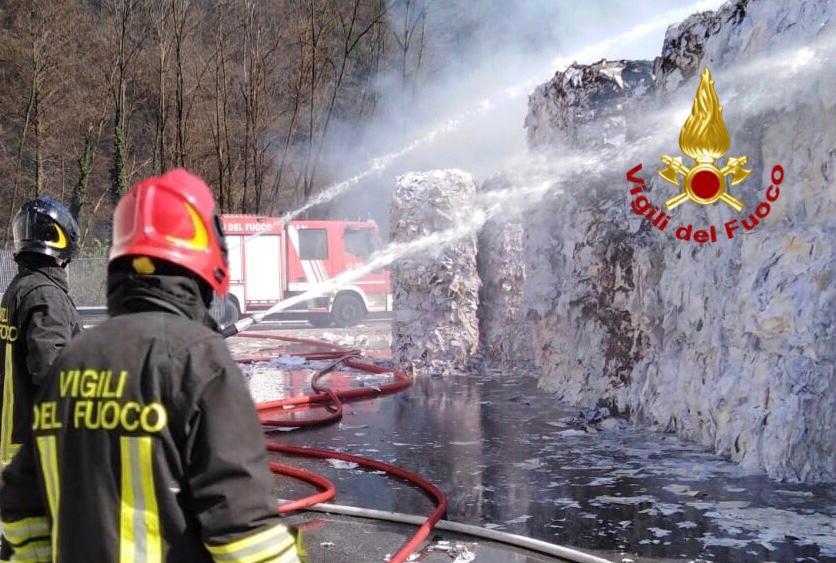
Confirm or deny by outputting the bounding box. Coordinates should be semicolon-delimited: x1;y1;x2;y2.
271;462;336;514
231;330;441;563
230;327;610;563
236;333;411;428
280;501;613;563
268;443;447;563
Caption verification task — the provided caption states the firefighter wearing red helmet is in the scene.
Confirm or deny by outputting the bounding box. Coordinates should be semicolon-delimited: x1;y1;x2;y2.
0;169;301;562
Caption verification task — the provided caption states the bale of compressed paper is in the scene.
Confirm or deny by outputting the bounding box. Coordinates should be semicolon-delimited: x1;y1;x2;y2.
522;2;836;482
391;170;480;375
476;175;533;365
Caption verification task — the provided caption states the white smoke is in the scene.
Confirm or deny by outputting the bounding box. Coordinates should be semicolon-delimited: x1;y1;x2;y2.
285;0;727;227
238;30;836;327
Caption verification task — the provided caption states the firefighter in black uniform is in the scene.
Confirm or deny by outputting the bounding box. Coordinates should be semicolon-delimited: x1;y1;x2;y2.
0;169;301;562
0;196;81;468
0;197;82;561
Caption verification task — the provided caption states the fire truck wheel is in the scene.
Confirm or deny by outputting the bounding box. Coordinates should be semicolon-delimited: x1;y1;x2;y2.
308;315;333;328
331;293;366;328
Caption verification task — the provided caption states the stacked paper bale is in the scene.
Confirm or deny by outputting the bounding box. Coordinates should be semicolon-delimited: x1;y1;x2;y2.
391;170;480;375
476;176;533;365
521;1;836;482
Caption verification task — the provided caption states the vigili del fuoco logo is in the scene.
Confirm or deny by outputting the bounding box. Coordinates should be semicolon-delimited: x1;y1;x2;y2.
626;68;785;244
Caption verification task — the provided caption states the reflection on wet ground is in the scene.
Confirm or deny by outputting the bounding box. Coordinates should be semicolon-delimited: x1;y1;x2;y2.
234;334;836;563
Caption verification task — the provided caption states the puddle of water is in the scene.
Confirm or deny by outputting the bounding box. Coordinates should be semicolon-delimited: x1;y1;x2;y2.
240;337;835;562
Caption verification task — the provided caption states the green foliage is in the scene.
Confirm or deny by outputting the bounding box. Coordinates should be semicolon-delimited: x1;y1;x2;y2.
70;129;94;222
109;120;127;206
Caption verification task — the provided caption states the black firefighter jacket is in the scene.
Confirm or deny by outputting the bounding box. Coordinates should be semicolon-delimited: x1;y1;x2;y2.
0;271;300;563
0;255;81;467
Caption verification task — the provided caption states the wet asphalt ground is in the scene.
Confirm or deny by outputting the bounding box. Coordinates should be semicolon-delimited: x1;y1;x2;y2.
232;326;836;563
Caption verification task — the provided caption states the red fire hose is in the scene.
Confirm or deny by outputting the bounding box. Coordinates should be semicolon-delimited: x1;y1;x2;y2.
271;461;336;514
234;332;447;563
269;443;448;563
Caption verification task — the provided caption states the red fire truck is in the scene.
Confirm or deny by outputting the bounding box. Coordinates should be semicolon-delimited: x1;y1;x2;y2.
215;215;391;327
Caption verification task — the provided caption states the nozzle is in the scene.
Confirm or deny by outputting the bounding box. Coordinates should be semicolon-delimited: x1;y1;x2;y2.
221;317;256;339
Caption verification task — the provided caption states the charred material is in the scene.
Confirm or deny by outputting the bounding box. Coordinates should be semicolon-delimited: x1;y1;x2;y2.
525;59;654;148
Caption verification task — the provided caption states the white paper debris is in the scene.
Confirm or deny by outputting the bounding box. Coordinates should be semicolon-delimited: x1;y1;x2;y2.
594;495;656;505
663;484;701;497
504;515;533;525
513;458;542;470
391;170;480;376
326;459;359;470
427;541;476;563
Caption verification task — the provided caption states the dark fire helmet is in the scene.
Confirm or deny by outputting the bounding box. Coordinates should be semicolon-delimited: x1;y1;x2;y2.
12;196;80;263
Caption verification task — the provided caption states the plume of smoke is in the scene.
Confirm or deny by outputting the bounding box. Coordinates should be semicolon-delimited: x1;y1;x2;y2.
243;31;836;326
231;24;835;274
286;0;726;229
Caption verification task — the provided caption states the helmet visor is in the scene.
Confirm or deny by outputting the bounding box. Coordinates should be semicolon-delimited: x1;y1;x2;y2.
13;211;65;247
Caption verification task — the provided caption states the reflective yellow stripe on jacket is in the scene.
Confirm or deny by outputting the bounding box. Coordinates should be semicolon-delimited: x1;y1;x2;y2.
6;539;51;563
206;524;300;563
3;516;49;545
2;516;52;563
119;436;162;563
0;343;21;465
35;435;60;560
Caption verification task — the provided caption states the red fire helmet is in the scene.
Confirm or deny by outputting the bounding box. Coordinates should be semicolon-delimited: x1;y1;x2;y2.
110;168;230;295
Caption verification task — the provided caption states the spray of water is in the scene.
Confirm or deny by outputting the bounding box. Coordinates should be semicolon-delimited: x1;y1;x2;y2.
229;156;579;334
232;206;492;331
230;151;602;333
548;0;722;69
224;0;720;256
279;118;468;223
228;33;835;334
278;0;721;223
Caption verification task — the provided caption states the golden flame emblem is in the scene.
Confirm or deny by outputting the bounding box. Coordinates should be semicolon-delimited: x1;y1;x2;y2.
659;68;750;212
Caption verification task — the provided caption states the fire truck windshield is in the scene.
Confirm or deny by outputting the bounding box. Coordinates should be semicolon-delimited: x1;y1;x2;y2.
344;227;376;259
299;228;328;260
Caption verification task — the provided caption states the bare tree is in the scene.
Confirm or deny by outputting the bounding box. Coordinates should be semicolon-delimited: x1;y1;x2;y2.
0;0;464;244
298;0;332;200
171;0;211;168
208;1;236;211
103;0;145;205
391;0;429;92
3;0;70;241
149;0;173;173
306;0;390;189
70;127;95;222
268;33;307;214
238;1;281;213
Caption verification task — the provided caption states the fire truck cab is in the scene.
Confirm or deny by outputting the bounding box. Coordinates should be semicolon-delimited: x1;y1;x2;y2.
217;215;391;327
